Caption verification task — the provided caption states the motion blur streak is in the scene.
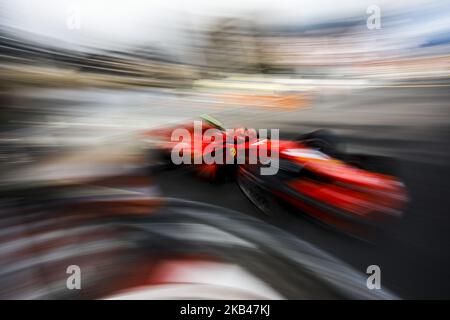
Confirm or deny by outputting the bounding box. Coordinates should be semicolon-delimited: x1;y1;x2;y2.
0;0;450;299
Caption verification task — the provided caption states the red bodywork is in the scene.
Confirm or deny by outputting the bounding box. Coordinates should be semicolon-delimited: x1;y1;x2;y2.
144;121;407;233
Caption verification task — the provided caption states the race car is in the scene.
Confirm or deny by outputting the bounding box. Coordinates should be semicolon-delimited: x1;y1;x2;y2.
236;134;408;238
143;115;408;238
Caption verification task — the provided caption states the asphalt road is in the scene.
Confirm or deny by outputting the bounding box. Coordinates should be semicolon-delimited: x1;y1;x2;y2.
3;85;450;298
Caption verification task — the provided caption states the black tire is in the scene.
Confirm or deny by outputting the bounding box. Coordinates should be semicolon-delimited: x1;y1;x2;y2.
146;148;176;173
346;154;399;177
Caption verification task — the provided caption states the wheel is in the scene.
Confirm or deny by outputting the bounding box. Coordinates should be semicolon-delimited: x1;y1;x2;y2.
237;170;281;216
146;148;176;173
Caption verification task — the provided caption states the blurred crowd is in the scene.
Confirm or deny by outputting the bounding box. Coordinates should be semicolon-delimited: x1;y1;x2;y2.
1;1;450;91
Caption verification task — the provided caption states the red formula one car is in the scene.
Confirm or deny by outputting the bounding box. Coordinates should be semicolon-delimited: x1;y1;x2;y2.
144;115;408;238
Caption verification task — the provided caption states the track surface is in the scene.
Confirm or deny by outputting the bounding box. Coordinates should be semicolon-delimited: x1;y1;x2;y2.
3;85;450;298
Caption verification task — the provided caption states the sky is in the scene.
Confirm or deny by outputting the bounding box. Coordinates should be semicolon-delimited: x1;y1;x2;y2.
0;0;444;52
